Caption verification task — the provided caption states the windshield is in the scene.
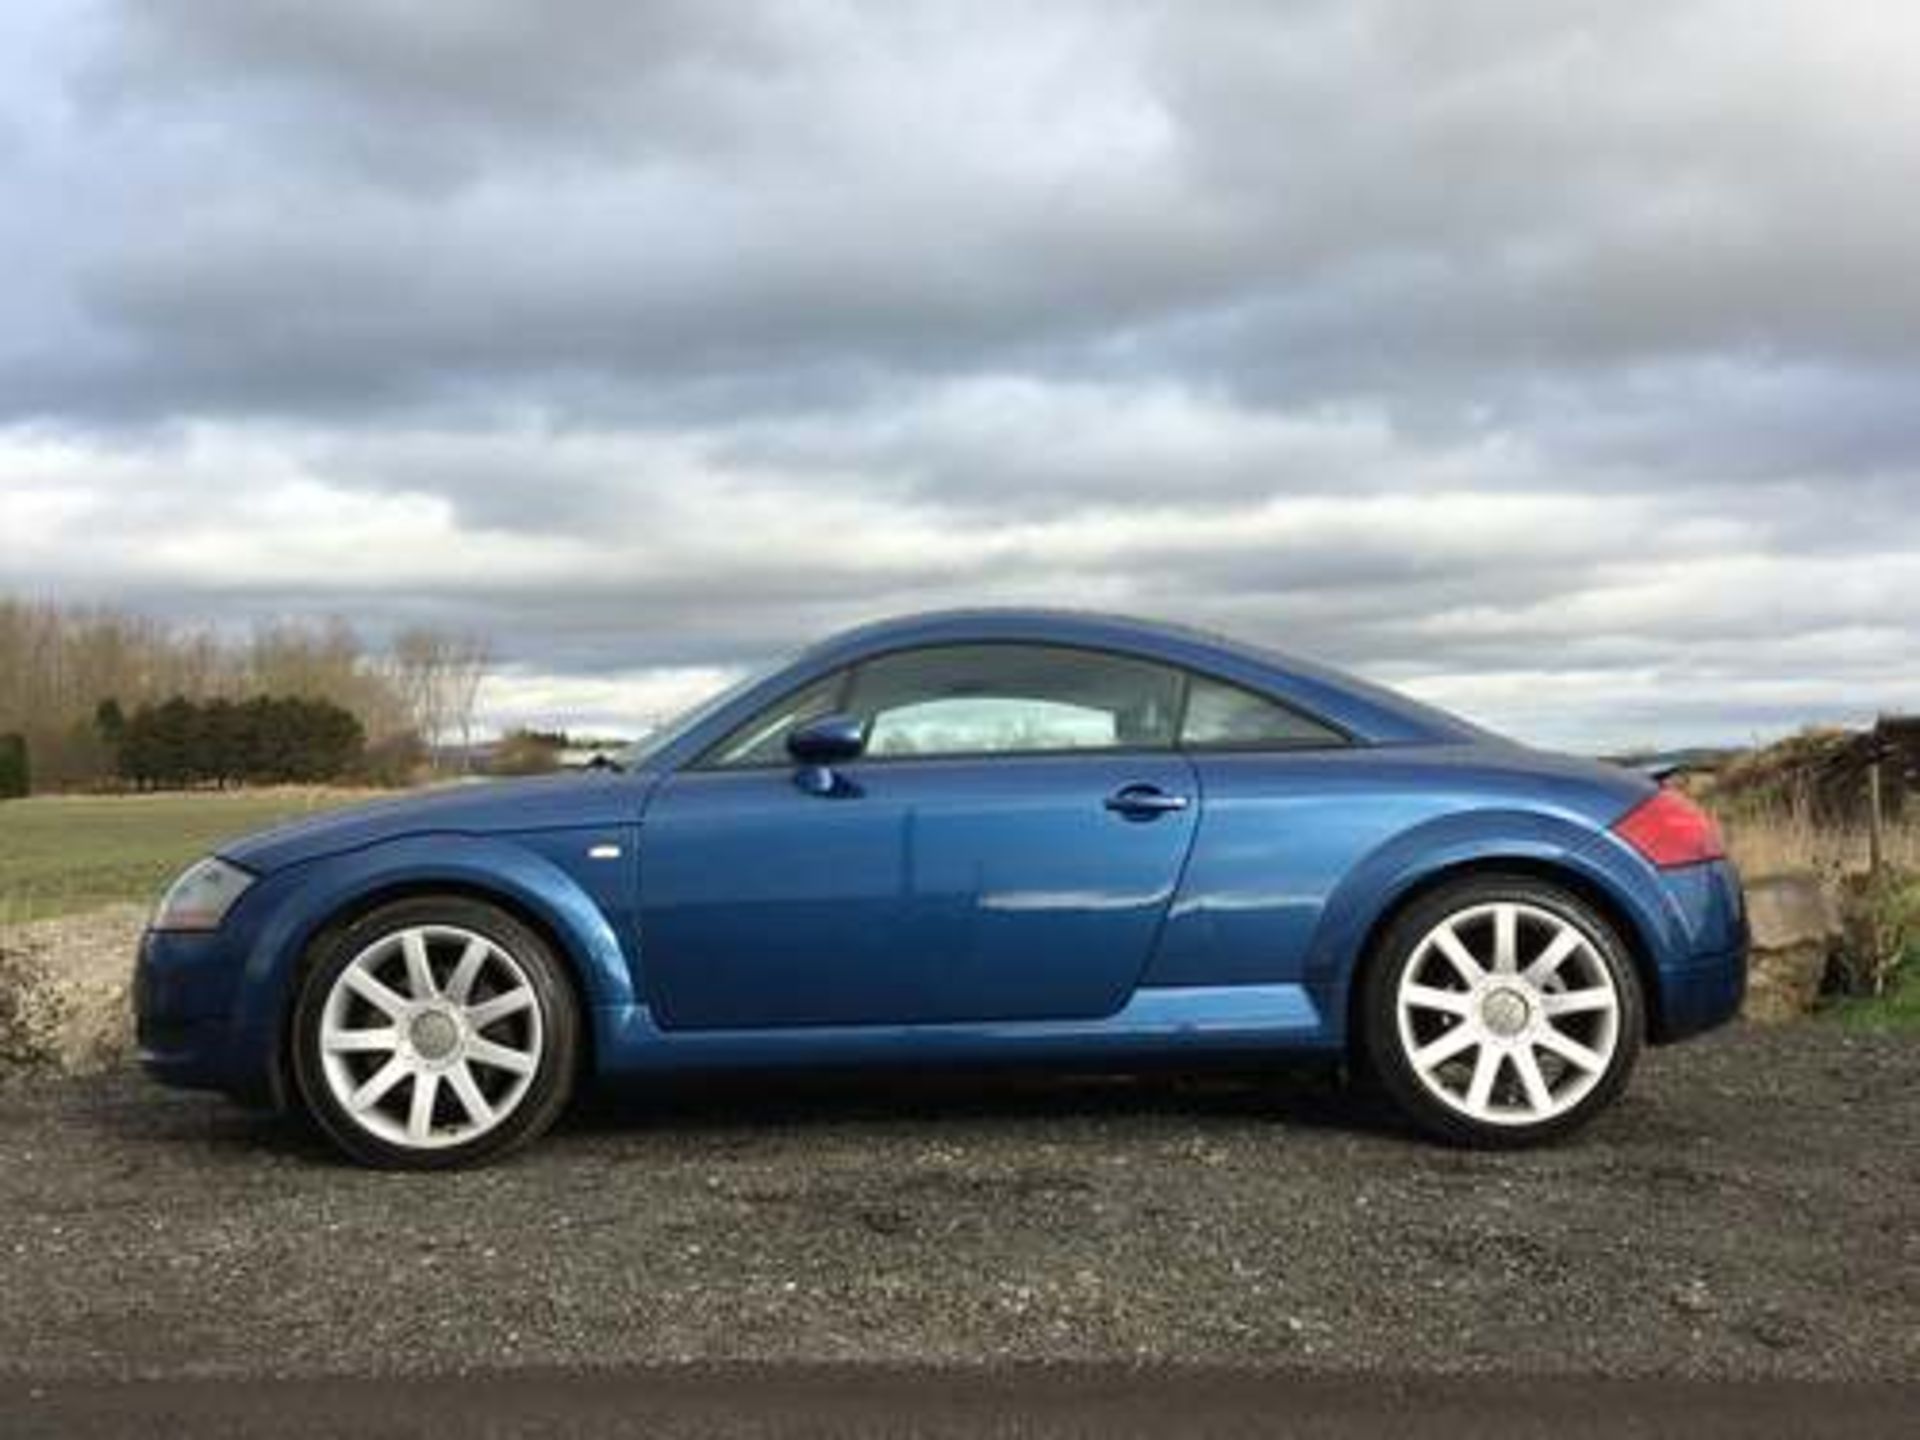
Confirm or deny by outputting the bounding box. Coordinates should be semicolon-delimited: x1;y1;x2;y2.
616;655;790;770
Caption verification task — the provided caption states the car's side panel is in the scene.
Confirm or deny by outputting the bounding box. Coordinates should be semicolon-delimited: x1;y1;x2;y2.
1144;750;1702;1045
1147;750;1627;985
636;753;1202;1028
1146;751;1482;991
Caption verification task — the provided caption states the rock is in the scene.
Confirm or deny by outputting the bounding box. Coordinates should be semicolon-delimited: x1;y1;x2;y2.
0;904;145;1076
1741;874;1840;1024
1670;1277;1715;1315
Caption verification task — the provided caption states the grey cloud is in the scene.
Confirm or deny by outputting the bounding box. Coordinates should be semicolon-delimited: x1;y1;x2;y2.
4;1;1919;748
82;0;804;180
30;0;1914;430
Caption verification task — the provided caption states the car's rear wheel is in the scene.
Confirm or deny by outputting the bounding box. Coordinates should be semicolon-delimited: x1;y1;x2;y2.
291;897;578;1169
1361;875;1643;1147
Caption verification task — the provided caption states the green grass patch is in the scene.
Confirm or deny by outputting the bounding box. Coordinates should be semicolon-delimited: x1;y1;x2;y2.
1822;880;1920;1032
1823;963;1920;1031
0;790;373;924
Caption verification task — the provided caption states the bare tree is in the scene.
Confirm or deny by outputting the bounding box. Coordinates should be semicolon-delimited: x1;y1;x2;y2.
388;627;450;771
445;633;491;773
250;617;407;741
387;626;493;773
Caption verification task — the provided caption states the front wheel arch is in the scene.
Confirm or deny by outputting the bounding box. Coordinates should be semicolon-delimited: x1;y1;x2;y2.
280;879;597;1108
1341;857;1660;1065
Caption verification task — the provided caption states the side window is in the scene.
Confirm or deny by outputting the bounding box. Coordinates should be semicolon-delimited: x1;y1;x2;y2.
847;644;1182;758
1181;674;1346;750
703;671;846;768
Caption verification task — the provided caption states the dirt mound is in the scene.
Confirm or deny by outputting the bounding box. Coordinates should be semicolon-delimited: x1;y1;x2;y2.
0;904;144;1076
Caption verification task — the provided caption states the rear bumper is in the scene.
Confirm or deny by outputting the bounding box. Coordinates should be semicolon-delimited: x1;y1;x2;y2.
1647;858;1749;1044
1653;944;1747;1042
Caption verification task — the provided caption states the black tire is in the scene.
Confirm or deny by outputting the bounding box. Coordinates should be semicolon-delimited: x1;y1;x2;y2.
291;896;579;1170
1359;873;1644;1148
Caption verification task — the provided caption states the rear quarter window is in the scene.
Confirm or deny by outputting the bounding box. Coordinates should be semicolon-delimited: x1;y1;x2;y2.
1181;674;1348;750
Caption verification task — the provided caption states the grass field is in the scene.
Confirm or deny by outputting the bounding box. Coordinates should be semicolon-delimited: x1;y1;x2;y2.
0;790;376;924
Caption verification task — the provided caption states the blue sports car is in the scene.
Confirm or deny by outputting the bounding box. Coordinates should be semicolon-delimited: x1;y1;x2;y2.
136;610;1747;1168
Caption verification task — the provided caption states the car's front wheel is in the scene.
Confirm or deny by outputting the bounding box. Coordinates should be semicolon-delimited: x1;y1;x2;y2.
291;896;578;1169
1361;875;1643;1147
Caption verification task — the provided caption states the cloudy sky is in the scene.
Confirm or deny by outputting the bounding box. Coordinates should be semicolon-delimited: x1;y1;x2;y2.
3;1;1918;749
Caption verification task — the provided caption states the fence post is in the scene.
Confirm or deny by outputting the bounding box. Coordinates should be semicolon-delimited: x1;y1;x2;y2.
1865;726;1886;886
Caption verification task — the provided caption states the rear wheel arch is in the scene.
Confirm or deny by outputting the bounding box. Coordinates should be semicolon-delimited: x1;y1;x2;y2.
1341;857;1662;1058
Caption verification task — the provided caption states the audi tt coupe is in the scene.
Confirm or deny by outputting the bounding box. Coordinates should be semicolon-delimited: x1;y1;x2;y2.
135;610;1747;1167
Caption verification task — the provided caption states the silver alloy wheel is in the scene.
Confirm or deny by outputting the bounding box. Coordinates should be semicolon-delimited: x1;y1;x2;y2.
1394;901;1621;1128
317;924;543;1151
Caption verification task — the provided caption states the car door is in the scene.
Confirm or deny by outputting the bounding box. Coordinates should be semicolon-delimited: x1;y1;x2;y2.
637;643;1202;1029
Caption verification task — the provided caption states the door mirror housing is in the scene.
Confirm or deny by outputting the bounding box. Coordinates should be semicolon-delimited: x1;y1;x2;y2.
788;712;865;797
786;712;866;765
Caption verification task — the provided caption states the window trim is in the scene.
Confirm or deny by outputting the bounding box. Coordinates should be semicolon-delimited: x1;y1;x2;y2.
684;638;1356;773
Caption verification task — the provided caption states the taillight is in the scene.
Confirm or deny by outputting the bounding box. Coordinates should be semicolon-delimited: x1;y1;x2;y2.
1612;789;1726;867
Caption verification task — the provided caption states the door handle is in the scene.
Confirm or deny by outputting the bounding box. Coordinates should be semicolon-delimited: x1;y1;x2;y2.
1104;784;1191;819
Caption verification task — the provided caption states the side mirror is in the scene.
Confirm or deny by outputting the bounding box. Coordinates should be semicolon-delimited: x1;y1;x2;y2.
788;713;866;795
787;712;866;764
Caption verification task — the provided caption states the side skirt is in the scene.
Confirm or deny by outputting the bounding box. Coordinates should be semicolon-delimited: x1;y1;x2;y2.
592;983;1334;1076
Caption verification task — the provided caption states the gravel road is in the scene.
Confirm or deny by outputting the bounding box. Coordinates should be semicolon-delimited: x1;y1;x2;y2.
7;1368;1916;1439
1;1025;1915;1386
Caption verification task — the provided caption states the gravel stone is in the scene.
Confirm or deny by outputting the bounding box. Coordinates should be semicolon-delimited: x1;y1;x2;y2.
0;1024;1914;1383
0;906;145;1076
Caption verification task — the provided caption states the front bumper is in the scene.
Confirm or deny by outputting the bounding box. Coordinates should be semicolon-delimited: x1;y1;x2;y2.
134;927;280;1106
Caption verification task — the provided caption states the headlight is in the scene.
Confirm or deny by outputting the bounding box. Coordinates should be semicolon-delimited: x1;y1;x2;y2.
152;857;255;932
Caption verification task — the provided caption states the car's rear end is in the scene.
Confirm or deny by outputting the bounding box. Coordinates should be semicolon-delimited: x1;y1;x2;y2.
1601;786;1748;1041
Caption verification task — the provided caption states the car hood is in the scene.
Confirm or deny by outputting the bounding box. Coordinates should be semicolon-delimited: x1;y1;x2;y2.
219;773;656;874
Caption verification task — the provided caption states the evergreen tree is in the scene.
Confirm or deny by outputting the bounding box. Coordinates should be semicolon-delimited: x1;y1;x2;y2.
150;697;198;787
107;694;367;789
118;704;156;788
94;697;126;746
0;732;28;798
197;697;239;787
